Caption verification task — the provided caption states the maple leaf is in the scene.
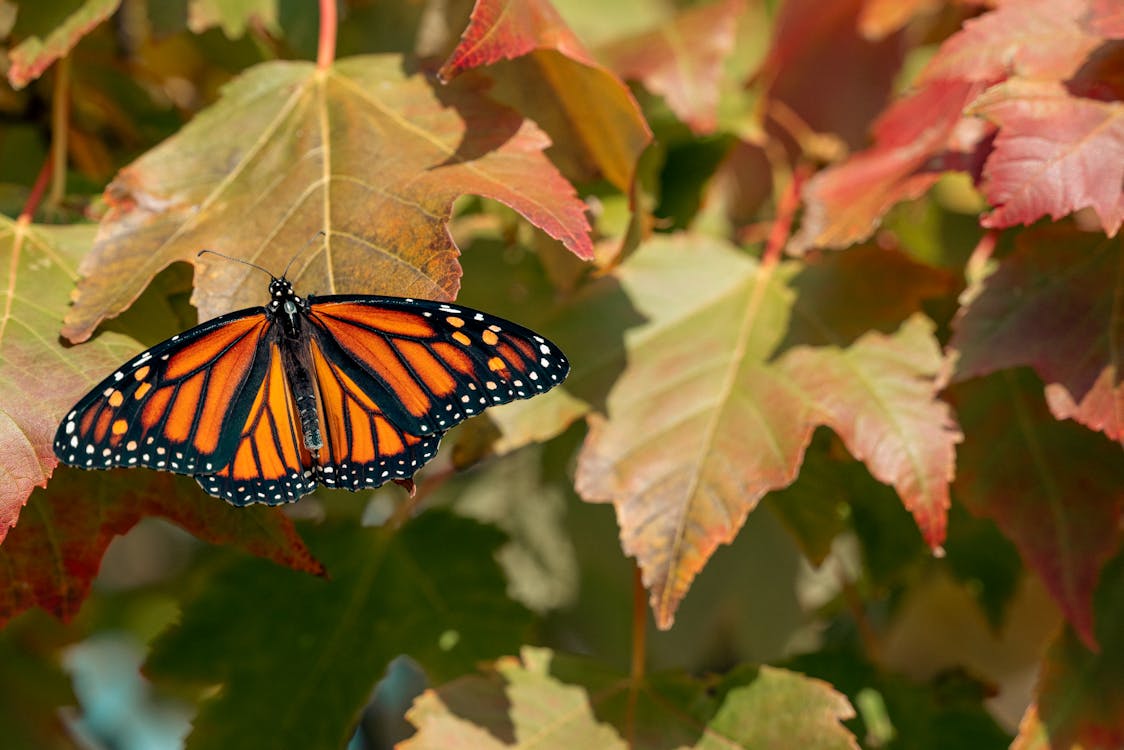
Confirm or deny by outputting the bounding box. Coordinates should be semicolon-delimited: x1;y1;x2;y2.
761;0;905;150
790;79;987;253
403;647;859;750
970;80;1124;236
145;513;530;749
438;0;652;192
574;235;958;627
599;0;745;135
858;0;943;41
917;0;1106;84
439;0;599;73
0;468;323;628
0;220;140;543
1087;0;1124;38
951;226;1123;442
1017;553;1124;749
187;0;280;38
5;0;120;89
62;55;594;343
950;370;1123;650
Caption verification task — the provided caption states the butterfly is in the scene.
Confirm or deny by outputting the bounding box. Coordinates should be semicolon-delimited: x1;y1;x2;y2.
53;260;569;505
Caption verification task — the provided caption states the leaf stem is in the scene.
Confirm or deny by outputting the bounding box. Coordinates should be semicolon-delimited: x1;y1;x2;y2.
19;154;54;225
762;163;806;265
316;0;337;70
48;56;71;209
626;562;647;748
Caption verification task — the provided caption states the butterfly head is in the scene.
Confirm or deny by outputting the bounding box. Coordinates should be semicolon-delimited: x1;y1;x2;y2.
269;277;294;300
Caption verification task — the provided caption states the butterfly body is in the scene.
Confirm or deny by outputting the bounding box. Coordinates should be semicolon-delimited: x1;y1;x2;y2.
54;277;568;505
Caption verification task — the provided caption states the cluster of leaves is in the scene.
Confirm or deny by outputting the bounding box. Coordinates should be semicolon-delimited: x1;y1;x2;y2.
0;0;1121;748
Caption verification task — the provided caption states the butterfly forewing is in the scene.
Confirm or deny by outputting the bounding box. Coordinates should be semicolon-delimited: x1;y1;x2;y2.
306;295;570;437
54;310;271;475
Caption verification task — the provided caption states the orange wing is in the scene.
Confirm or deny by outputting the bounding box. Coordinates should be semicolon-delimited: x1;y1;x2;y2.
306;337;442;491
197;338;441;504
54;310;271;476
195;342;320;504
305;295;570;438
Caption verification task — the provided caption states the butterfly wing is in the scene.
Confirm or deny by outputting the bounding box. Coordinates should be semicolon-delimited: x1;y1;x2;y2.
56;291;568;504
305;295;570;439
194;340;316;505
54;309;273;476
196;337;442;504
308;335;443;491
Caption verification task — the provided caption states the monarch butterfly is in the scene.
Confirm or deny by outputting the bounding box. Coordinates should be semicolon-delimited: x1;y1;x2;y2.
53;255;569;505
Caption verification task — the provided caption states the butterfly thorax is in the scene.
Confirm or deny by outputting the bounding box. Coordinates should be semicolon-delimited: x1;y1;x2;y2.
267;277;309;340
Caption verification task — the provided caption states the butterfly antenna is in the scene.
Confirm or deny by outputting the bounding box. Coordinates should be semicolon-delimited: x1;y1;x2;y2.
281;230;327;280
196;249;276;279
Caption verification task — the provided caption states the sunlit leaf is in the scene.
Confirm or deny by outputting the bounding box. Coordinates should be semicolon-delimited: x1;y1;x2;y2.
0;220;139;542
440;0;600;73
575;235;957;627
791;79;986;252
404;648;625;749
918;0;1105;84
145;512;530;750
187;0;279;38
858;0;943;41
440;0;652;192
404;647;859;750
62;55;593;342
6;0;120;89
971;80;1124;236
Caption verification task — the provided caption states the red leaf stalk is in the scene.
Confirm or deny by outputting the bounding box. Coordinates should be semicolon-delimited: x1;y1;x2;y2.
317;0;337;70
18;154;54;225
764;164;807;265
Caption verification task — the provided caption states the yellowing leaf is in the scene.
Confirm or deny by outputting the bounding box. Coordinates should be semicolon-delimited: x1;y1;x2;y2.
188;0;279;38
0;219;140;542
405;648;625;749
63;55;593;342
404;647;859;750
6;0;120;89
574;235;958;627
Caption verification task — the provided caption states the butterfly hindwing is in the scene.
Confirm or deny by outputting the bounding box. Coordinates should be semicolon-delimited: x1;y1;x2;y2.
194;342;319;505
305;295;570;437
195;332;443;504
54;310;272;475
308;336;443;491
